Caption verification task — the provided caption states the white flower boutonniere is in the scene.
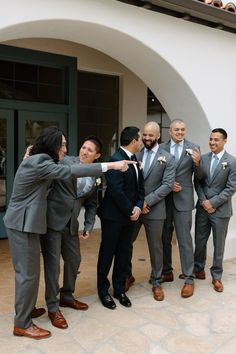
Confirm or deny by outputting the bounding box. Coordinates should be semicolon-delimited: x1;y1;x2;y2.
95;177;102;186
185;148;193;156
157;156;167;164
138;161;144;170
221;162;229;170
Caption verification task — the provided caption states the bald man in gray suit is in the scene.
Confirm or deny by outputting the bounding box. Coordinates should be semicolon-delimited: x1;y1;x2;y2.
126;122;175;302
194;128;236;293
161;119;201;298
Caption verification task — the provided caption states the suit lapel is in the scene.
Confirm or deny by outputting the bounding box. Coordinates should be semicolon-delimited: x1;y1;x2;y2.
210;152;227;182
119;147;138;182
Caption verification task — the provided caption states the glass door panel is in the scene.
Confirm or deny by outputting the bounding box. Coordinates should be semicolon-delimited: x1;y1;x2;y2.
0;110;14;238
18;110;67;163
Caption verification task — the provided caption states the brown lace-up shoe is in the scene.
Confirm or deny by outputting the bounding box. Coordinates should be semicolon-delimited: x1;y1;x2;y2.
59;299;88;310
48;310;68;329
181;283;194;298
125;275;135;292
31;307;46;318
152;286;165;301
212;279;224;292
160;272;174;283
194;271;206;280
14;324;51;339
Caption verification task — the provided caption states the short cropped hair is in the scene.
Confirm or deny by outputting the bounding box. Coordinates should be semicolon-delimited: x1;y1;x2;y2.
30;126;64;162
212;128;227;139
82;135;103;153
120;126;140;147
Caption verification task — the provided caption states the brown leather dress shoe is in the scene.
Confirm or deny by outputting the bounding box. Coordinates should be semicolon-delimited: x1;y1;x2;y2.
160;272;174;283
212;279;224;292
179;273;185;280
194;271;206;280
59;299;88;310
125;275;135;292
31;307;46;318
13;324;51;339
181;283;194;298
152;286;165;301
48;310;68;329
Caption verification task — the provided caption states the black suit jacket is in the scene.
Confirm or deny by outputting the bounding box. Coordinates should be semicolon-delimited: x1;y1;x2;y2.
97;148;144;222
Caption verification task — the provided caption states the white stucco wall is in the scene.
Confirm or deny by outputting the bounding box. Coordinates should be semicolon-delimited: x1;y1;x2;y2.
1;0;236;258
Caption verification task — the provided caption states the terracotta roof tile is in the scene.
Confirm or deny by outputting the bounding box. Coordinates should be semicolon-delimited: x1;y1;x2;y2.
197;0;236;13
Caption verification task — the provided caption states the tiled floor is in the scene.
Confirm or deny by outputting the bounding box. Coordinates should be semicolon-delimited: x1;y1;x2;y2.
1;228;236;354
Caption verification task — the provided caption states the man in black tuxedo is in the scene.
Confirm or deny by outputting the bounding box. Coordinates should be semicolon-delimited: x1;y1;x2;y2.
97;126;144;309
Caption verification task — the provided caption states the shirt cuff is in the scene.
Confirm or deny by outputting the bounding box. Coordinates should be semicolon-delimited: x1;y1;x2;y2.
101;162;108;172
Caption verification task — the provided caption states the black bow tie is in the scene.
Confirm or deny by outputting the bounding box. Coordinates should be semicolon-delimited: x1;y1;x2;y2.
131;154;137;161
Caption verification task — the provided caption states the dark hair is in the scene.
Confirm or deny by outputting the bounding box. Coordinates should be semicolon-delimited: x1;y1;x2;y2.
212;128;227;139
120;126;140;146
30;126;65;162
82;135;103;153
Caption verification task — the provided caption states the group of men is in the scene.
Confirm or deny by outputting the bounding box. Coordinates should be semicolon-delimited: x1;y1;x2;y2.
97;120;236;309
4;120;236;340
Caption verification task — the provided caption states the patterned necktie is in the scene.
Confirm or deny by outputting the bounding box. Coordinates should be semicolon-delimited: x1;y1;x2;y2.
174;143;179;161
77;177;93;197
210;155;219;177
144;150;152;177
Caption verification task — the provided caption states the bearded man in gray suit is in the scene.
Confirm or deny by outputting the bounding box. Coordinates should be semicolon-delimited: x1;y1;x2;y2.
41;136;103;329
194;128;236;293
161;119;201;298
4;126;134;340
126;121;175;301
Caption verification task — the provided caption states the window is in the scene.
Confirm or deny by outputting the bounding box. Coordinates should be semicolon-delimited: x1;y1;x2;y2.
0;60;66;104
77;71;119;161
147;89;170;142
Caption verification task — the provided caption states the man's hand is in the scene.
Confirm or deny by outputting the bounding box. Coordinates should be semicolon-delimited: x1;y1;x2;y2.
142;201;150;215
79;231;90;240
202;200;216;214
192;148;201;166
172;181;182;192
130;206;141;221
108;160;137;172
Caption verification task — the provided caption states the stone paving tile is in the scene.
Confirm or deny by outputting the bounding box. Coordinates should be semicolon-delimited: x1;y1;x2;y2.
1;232;236;354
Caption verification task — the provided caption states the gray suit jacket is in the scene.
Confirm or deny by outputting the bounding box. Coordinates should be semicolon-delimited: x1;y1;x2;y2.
160;139;200;211
195;151;236;218
138;146;175;220
47;155;100;235
4;154;103;234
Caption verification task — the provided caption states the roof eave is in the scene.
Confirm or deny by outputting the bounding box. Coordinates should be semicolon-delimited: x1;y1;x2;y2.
117;0;236;33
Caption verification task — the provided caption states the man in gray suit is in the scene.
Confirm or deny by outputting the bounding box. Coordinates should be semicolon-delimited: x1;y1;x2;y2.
4;126;134;340
41;136;103;329
194;128;236;292
161;119;201;298
126;121;175;301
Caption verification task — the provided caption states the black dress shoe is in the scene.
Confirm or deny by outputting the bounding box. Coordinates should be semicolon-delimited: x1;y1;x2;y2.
99;294;116;310
114;293;132;307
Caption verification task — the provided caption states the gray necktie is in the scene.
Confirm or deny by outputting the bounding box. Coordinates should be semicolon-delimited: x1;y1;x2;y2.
174;143;179;161
210;155;219;177
144;150;152;177
77;177;88;197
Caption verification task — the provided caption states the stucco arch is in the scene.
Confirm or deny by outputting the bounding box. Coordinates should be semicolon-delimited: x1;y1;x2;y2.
1;0;236;258
0;0;211;150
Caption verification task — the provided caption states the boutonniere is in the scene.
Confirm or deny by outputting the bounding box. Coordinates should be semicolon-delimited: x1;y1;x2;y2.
185;148;193;156
95;177;102;186
157;156;167;164
221;162;229;170
138;161;144;170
